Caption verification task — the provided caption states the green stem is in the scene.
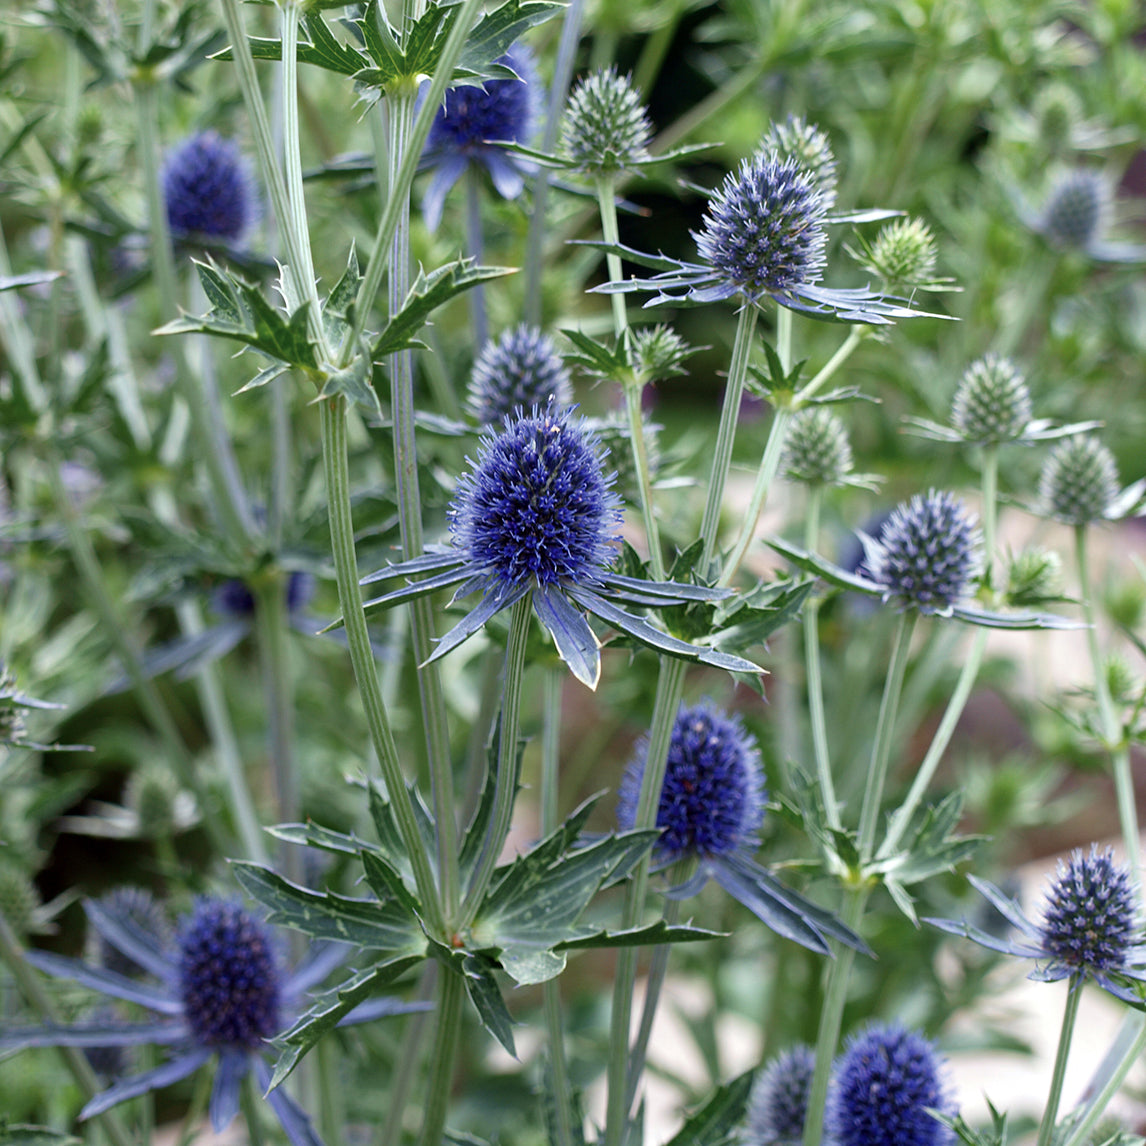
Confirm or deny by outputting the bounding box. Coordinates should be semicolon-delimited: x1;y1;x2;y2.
994;248;1059;360
1062;1015;1146;1146
980;445;999;595
347;0;486;357
541;666;577;1146
373;964;436;1146
699;304;759;569
418;961;464;1146
857;613;917;862
1075;525;1140;885
280;2;317;294
465;165;489;349
802;487;840;832
776;306;793;373
1037;978;1084;1146
0;911;135;1146
242;1071;268;1146
386;87;460;923
798;326;864;404
604;655;689;1146
801;888;869;1146
595;175;629;339
459;594;534;927
253;576;301;884
623;384;665;580
320;397;444;933
523;0;585;324
718;405;793;587
315;1037;345;1146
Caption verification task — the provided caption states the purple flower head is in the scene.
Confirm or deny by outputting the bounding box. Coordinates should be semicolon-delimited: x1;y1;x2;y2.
0;895;428;1145
1040;847;1136;976
421;44;538;230
826;1024;955;1146
617;701;766;862
468;325;573;426
746;1044;815;1146
212;571;316;619
859;490;981;614
695;153;828;302
178;900;281;1050
449;404;622;593
162;132;254;243
926;845;1146;1004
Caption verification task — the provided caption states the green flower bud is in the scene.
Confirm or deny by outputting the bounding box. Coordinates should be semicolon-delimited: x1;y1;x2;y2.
562;69;652;175
1039;435;1119;526
854;217;938;292
762;115;837;210
782;408;854;487
950;354;1032;443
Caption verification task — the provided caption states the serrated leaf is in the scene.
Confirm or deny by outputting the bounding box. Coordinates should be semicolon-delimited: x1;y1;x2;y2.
322;243;361;347
373;260;515;359
663;1071;754;1146
270;955;425;1087
231;862;425;953
216;12;367;76
457;1;567;75
267;821;381;858
459;952;517;1057
317;350;381;417
560;328;629;379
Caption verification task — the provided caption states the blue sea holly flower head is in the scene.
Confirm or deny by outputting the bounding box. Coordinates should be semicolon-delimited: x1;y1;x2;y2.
420;43;538;231
1022;168;1146;263
859;490;982;615
358;405;762;688
0;896;427;1145
616;701;867;955
745;1044;816;1146
162;132;255;244
926;846;1146;1004
596;133;934;324
826;1024;955;1146
561;68;654;176
468;324;573;425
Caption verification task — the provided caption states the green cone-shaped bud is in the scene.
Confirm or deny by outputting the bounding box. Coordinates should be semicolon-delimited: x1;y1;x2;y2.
562;69;652;175
855;217;938;292
951;354;1032;443
1039;435;1119;525
124;765;181;837
762;115;838;210
0;860;41;937
782;408;854;487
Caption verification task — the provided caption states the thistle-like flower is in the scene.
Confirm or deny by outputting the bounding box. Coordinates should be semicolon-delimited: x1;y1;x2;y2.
420;44;537;231
617;702;864;955
745;1044;816;1146
596;145;927;324
859;490;982;614
162;132;254;244
846;217;956;294
761;115;838;210
1026;169;1146;263
950;354;1032;444
561;68;653;175
1038;435;1119;525
782;408;855;487
826;1024;955;1146
927;846;1146;1003
359;406;759;688
0;897;426;1144
468;325;572;425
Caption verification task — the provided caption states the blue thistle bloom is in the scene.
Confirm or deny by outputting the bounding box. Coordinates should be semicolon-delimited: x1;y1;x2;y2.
858;490;981;615
746;1044;816;1146
162;132;254;244
927;846;1146;1004
0;897;427;1145
617;702;765;861
595;139;933;324
1021;169;1146;263
359;406;761;688
468;325;573;425
826;1024;955;1146
616;702;866;956
420;44;538;231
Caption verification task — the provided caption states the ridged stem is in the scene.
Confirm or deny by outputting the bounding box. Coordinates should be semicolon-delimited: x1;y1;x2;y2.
623;384;666;579
797;326;863;403
1037;978;1084;1146
604;654;689;1146
1075;525;1141;887
523;0;585;325
347;0;487;357
320;397;444;933
373;965;436;1146
459;594;535;927
541;666;578;1146
0;911;135;1146
386;86;460;923
699;304;759;569
1062;1015;1146;1146
595;175;630;338
418;968;465;1146
802;487;840;832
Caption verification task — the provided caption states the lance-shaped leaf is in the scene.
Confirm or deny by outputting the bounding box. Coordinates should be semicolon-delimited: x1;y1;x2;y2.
269;955;426;1088
367;778;440;888
554;920;725;953
153;259;317;370
0;270;65;291
373;260;515;359
457;0;567;75
266;821;383;859
663;1070;755;1146
232;862;426;955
